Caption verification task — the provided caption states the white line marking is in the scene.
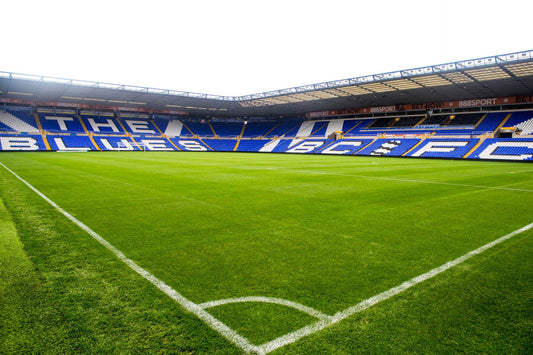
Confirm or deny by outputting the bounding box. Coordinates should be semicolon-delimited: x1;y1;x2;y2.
199;296;332;321
255;221;533;354
2;161;532;354
508;170;533;174
266;167;533;193
0;162;259;354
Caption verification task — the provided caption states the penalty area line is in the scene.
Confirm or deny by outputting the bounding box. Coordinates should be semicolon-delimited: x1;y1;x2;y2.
0;162;259;354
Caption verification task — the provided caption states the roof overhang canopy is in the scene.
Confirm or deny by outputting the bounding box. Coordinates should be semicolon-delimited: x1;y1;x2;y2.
1;50;532;117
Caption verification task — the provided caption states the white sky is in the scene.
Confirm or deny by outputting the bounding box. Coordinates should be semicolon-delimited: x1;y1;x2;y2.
2;0;532;96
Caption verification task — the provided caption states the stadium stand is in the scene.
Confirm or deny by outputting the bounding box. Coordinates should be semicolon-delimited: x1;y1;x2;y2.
515;117;533;135
355;139;420;157
81;113;125;134
169;138;211;151
201;139;237;151
183;121;215;137
241;120;278;138
0;110;39;133
93;136;140;150
38;111;86;133
407;139;478;158
446;113;484;126
368;117;394;128
119;116;160;135
308;122;329;137
153;118;186;137
318;138;375;155
264;118;304;138
48;135;95;151
236;139;271;152
1;107;532;160
0;134;47;150
210;121;243;138
470;138;533;160
420;115;447;126
503;111;533;128
394;116;425;127
474;112;508;133
341;120;364;135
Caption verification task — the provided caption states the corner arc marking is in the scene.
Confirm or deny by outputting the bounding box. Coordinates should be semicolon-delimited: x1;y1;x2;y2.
199;296;332;321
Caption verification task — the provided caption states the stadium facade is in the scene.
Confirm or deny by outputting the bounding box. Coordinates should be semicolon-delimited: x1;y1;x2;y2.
0;50;532;160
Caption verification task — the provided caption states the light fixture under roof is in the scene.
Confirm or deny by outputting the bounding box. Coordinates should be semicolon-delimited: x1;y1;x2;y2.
504;62;533;76
412;75;453;87
466;67;510;81
441;72;473;84
289;93;319;101
338;86;372;95
310;90;340;99
359;82;396;93
7;91;33;96
384;79;422;90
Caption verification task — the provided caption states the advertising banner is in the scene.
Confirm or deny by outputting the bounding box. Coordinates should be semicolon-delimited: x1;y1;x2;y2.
307;95;533;118
0;98;189;116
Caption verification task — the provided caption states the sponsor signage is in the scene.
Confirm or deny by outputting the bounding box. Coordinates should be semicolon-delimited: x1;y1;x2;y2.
0;98;189;116
307;95;533;118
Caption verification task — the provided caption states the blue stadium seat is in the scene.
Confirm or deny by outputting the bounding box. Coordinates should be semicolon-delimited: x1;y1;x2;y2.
81;114;125;134
201;139;237;151
236;139;271;152
1;110;39;132
47;135;96;151
264;119;304;138
183;121;215;137
241;121;278;138
169;138;212;151
469;138;533;161
407;139;478;158
38;112;85;133
503;111;533;127
0;134;47;150
210;122;243;138
356;139;420;156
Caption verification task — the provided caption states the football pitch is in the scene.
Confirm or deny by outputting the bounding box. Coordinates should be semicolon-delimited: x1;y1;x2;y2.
1;152;531;354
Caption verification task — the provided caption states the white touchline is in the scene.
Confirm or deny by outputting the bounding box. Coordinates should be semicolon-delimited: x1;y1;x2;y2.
1;160;532;355
508;170;533;174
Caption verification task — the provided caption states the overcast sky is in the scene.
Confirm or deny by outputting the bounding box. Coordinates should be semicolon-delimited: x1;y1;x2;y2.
2;0;532;96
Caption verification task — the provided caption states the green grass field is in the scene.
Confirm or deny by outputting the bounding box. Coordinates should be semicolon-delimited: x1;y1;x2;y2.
0;152;531;354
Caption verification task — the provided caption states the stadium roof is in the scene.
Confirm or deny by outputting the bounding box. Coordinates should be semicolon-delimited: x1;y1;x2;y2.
1;50;533;117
